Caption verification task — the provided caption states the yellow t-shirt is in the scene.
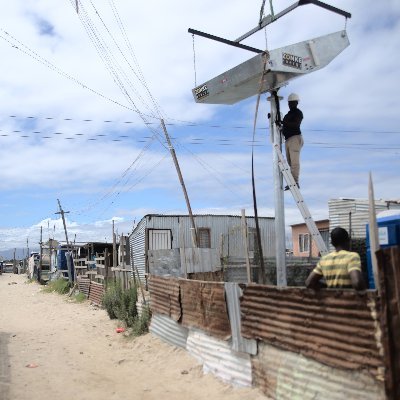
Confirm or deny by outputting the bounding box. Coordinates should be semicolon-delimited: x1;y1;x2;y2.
313;250;362;288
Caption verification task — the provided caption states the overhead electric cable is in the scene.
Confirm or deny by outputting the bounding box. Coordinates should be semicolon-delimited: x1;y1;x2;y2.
0;29;158;119
93;153;169;218
84;0;159;118
107;0;165;118
3;113;400;135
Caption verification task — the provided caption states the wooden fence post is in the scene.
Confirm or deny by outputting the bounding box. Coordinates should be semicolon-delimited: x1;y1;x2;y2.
104;248;109;290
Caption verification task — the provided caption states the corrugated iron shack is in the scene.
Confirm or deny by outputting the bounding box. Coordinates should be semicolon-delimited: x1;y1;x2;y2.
329;198;400;244
129;214;275;283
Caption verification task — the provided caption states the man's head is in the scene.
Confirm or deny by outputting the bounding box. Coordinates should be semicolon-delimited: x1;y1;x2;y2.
288;93;300;111
330;227;350;249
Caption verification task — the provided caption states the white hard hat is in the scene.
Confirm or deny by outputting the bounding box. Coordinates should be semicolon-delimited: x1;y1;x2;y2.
288;93;300;102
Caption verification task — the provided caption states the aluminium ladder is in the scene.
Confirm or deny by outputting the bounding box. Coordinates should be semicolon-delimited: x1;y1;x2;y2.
273;143;328;255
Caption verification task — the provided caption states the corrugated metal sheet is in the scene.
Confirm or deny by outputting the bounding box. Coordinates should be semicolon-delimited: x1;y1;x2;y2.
253;342;385;400
186;329;252;388
88;281;104;306
77;276;90;298
150;313;188;349
130;217;146;283
377;246;400;399
224;283;257;355
148;275;181;321
180;279;231;340
181;248;220;273
188;271;224;282
240;285;384;379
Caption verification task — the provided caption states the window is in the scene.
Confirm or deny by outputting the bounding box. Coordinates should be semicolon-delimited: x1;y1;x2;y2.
148;229;172;250
198;228;211;248
319;229;329;250
298;233;310;253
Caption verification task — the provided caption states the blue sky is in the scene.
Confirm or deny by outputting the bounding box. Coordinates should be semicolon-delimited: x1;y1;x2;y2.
0;0;399;251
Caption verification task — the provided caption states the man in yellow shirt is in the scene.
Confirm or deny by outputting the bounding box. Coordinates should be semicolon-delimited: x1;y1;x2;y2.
305;227;366;290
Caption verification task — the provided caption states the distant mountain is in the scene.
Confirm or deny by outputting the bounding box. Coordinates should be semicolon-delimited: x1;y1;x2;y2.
0;248;39;261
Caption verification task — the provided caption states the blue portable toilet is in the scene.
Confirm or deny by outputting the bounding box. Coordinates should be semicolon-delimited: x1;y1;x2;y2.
57;246;75;279
366;212;400;288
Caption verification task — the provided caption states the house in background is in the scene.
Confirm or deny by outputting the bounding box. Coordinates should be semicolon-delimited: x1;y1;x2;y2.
290;219;329;258
290;198;400;258
129;214;275;283
328;198;400;247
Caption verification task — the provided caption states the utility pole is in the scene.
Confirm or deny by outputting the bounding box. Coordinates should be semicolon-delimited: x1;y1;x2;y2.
39;226;43;283
121;233;125;269
269;93;287;286
55;199;73;283
161;119;198;248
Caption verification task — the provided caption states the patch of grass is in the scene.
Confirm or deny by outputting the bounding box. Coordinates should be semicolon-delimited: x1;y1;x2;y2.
73;292;87;303
42;278;71;294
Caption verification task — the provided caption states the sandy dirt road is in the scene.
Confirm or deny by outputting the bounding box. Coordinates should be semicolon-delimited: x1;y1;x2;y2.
0;273;266;400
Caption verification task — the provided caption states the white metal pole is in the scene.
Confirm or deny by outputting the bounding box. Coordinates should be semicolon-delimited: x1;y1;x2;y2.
368;172;380;292
268;94;287;286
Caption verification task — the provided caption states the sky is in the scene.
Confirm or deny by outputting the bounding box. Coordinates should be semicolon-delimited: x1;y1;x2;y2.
0;0;399;253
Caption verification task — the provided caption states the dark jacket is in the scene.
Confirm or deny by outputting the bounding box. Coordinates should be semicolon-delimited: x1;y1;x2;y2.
282;108;303;140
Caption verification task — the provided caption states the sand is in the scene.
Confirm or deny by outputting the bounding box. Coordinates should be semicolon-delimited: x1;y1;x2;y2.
0;273;267;400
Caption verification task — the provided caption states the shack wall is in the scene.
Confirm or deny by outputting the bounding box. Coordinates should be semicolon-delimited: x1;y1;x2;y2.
130;217;147;282
148;275;385;398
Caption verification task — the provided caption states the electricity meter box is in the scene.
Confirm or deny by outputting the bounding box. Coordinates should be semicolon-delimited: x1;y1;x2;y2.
366;214;400;288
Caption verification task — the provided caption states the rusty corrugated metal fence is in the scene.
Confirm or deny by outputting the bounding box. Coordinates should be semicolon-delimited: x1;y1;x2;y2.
148;275;181;321
148;274;389;399
240;285;383;377
377;246;400;400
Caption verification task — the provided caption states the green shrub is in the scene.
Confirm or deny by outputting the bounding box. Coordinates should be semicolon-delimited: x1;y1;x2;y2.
102;283;122;320
117;286;138;327
130;305;151;337
102;282;150;336
42;278;71;294
102;283;138;327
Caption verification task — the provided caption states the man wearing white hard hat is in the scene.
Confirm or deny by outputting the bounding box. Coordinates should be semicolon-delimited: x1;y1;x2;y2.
282;93;303;190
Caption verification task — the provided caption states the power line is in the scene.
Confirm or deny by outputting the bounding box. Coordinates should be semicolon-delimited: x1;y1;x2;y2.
0;126;399;152
0;29;157;119
2;113;400;135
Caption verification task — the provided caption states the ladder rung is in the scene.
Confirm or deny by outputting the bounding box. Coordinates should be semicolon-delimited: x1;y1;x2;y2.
274;143;328;255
